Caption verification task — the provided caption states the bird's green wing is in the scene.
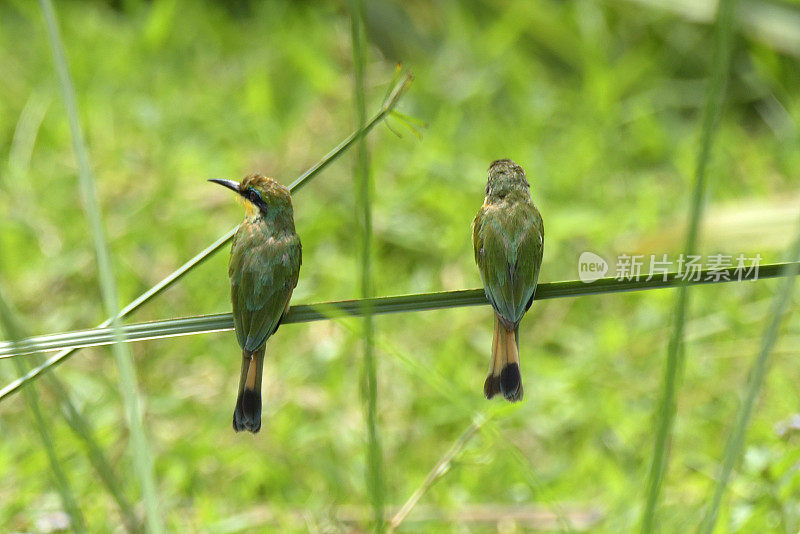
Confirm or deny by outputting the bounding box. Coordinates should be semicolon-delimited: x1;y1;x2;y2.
509;201;544;319
229;225;302;352
473;197;543;326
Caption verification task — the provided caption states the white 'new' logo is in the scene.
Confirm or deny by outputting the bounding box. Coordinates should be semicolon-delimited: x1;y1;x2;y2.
578;252;608;283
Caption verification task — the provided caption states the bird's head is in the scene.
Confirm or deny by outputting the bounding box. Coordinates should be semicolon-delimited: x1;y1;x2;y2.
209;173;292;218
485;159;529;200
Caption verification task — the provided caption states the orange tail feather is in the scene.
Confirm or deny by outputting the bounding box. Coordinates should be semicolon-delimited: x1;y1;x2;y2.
484;314;523;402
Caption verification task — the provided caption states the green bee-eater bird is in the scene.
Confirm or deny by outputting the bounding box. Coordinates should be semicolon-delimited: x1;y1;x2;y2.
472;159;544;402
210;174;302;433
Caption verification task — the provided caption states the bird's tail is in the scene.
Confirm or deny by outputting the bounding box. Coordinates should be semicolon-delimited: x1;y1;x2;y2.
484;314;523;402
233;347;265;433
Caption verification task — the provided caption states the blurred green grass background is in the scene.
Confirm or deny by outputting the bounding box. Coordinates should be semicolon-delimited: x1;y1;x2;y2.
1;0;799;531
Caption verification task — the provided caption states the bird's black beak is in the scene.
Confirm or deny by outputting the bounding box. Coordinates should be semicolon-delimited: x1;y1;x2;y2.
208;178;241;194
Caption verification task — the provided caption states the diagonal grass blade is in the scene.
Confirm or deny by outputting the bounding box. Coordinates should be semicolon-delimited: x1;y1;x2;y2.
640;0;739;530
389;415;487;531
42;370;141;532
0;288;87;533
697;216;800;533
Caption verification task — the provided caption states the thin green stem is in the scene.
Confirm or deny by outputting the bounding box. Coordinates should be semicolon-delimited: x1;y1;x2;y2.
38;0;161;530
289;70;412;195
0;290;87;533
43;370;141;533
697;219;800;533
16;360;88;534
1;262;796;362
389;416;487;531
349;2;386;531
0;71;412;401
640;0;738;530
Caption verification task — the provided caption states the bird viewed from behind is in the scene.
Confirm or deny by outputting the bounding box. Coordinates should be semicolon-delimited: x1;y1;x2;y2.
472;159;544;401
209;174;302;433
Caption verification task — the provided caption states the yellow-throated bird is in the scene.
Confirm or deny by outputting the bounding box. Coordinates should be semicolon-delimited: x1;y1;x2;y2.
210;174;302;433
472;159;544;401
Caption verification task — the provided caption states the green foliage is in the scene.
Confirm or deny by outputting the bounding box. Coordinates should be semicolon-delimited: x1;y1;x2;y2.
0;0;799;532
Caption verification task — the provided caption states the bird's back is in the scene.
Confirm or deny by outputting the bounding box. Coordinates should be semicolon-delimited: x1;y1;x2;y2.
473;192;544;327
229;219;301;352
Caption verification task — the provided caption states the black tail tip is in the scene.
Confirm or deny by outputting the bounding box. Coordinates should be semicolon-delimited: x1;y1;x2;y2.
233;389;262;433
485;363;523;402
484;374;501;399
500;363;523;402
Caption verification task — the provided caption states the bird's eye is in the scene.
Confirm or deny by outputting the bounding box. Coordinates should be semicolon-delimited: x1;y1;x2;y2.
247;188;263;204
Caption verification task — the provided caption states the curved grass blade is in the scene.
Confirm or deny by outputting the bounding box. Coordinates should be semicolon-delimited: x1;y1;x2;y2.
43;371;140;533
697;217;800;533
0;289;87;533
640;0;738;530
0;70;412;401
1;262;797;361
38;0;161;529
15;359;88;534
389;415;487;531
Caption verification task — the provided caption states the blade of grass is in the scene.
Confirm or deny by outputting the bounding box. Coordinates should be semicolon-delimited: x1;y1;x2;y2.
1;262;797;361
0;287;87;533
7;92;49;186
5;81;140;534
289;69;412;195
0;70;412;400
349;2;386;531
389;415;487;531
697;217;800;533
14;359;89;533
476;421;578;533
640;0;738;530
42;370;141;533
38;0;162;530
